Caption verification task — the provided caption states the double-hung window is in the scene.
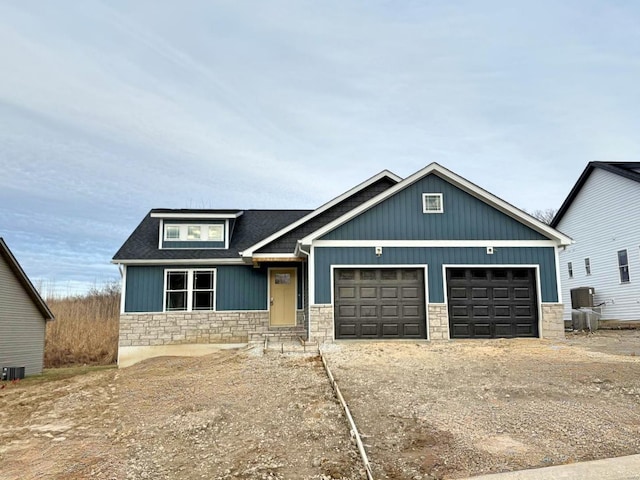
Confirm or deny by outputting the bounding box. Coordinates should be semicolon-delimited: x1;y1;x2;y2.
165;269;216;311
584;258;591;276
618;250;630;283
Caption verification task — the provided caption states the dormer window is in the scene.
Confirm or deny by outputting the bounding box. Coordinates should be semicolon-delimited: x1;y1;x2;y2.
422;193;443;213
165;225;180;240
162;222;227;248
187;226;201;240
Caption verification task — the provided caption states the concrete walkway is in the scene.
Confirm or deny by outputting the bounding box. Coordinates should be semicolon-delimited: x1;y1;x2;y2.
463;454;640;480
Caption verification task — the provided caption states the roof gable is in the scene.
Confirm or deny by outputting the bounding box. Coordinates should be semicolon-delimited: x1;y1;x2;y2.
301;163;572;246
0;238;54;321
551;162;640;228
241;170;401;257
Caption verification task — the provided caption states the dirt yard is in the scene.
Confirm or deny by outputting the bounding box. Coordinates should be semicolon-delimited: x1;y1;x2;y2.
0;331;639;480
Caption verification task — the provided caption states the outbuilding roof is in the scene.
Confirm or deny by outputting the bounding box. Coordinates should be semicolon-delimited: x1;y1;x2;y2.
0;238;54;321
551;162;640;228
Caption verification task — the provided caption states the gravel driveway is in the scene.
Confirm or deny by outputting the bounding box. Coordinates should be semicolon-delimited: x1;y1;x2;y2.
323;331;640;479
1;331;639;480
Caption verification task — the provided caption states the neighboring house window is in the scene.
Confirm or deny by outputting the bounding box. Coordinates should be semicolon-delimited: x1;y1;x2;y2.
165;269;216;311
422;193;443;213
568;262;573;279
584;258;591;276
618;250;630;283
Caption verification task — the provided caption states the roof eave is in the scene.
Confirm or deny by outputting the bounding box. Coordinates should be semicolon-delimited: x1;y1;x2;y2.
299;162;573;247
0;238;54;321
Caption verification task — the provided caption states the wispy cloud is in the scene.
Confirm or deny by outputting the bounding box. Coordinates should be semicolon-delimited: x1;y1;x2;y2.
1;0;639;291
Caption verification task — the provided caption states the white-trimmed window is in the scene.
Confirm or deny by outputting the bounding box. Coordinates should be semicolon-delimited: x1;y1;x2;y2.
618;250;630;283
208;225;224;242
165;225;180;240
568;262;573;279
422;193;443;213
584;257;591;276
165;269;216;311
164;223;225;242
187;225;201;240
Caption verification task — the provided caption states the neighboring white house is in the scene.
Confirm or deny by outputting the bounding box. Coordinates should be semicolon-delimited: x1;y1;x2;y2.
552;162;640;322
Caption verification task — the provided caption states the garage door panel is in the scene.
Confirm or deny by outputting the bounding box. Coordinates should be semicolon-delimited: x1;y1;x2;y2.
335;268;426;339
447;267;539;339
494;323;514;337
472;305;490;317
361;305;377;317
403;305;420;317
450;287;468;299
472;287;489;299
382;324;399;337
360;324;379;337
381;287;398;298
337;323;356;337
403;324;421;336
451;323;471;338
338;287;356;299
402;286;419;299
360;287;377;298
473;323;492;337
338;305;357;317
381;305;398;317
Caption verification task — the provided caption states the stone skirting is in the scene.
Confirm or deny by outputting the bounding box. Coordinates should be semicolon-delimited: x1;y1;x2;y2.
309;304;334;344
428;304;450;340
540;303;565;339
119;311;270;347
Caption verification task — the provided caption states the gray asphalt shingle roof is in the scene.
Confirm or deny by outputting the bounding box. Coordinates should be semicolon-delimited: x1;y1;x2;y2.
112;209;312;261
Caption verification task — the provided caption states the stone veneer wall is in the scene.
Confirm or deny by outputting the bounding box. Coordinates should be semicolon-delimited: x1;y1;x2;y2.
428;304;450;340
540;303;565;339
309;305;334;344
119;311;270;347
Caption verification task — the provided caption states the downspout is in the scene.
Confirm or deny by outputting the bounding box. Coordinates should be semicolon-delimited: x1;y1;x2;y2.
297;242;311;341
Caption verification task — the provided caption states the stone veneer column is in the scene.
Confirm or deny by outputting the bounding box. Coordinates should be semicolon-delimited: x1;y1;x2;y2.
308;304;334;344
540;303;565;339
428;304;450;340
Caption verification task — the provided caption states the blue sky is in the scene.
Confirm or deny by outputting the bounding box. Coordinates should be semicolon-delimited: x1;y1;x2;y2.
1;1;639;296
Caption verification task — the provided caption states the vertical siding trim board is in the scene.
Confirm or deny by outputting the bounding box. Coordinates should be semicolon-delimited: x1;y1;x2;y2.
329;264;430;341
120;265;127;314
441;263;543;339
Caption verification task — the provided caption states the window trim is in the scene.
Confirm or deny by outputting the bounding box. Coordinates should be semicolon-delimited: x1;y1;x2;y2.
161;221;227;247
567;261;573;279
422;193;444;214
617;249;630;283
163;268;217;312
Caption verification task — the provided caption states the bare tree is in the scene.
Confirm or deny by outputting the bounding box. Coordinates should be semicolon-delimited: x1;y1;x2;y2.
525;208;558;225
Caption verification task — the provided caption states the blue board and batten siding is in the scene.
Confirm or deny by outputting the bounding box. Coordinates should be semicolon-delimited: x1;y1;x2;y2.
313;246;558;304
124;264;303;313
322;174;546;241
314;173;558;304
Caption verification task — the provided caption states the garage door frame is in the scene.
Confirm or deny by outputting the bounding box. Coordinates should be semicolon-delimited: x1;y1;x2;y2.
442;263;542;339
330;264;429;341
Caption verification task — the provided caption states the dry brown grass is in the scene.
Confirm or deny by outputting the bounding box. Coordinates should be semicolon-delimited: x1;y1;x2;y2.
44;283;120;367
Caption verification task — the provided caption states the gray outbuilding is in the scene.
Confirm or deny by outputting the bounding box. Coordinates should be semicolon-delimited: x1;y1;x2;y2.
0;238;54;376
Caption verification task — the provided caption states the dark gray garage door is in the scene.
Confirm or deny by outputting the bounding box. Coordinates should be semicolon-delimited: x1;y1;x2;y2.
334;268;426;339
447;268;539;339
